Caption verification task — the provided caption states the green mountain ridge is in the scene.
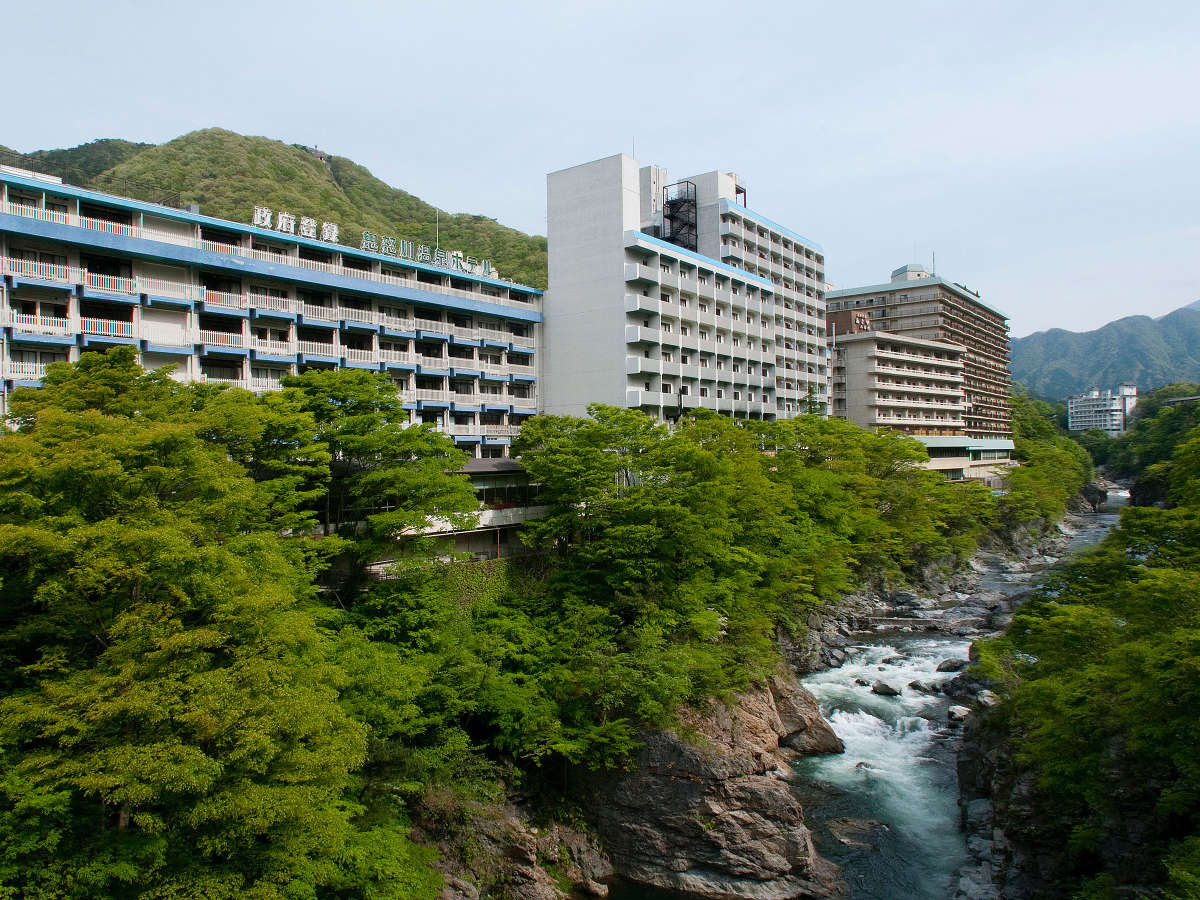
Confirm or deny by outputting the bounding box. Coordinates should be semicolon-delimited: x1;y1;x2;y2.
1011;303;1200;399
2;128;548;288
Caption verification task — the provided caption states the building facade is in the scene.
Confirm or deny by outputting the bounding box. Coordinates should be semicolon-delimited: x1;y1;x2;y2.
0;166;542;457
826;264;1011;440
543;154;828;422
1067;383;1138;436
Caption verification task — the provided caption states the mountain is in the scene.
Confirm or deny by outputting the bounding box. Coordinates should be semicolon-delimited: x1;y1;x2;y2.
2;129;547;288
1011;303;1200;400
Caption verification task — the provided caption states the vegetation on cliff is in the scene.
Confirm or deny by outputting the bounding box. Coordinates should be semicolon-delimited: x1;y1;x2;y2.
977;387;1200;898
0;350;1082;897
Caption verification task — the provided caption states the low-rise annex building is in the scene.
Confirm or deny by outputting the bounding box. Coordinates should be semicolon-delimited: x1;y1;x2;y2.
0;165;542;457
543;154;829;422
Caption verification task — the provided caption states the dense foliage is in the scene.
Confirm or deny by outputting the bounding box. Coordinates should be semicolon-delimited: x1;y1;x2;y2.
0;351;1084;896
1011;301;1200;400
6;129;549;289
978;391;1200;898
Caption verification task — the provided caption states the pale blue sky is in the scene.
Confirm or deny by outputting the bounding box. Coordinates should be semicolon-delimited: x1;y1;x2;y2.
6;0;1198;336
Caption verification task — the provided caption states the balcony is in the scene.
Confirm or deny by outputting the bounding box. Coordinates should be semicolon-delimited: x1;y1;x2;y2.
4;359;47;379
198;329;246;348
251;337;295;355
85;272;137;296
8;312;72;335
343;347;376;363
624;293;658;315
624;263;658;283
81;317;135;338
298;339;339;357
413;388;452;403
418;354;450;370
380;348;415;365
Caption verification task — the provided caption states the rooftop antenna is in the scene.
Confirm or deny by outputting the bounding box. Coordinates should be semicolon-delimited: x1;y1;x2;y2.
932;250;936;275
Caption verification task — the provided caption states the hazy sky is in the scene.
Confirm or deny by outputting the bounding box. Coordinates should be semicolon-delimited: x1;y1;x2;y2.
5;0;1198;337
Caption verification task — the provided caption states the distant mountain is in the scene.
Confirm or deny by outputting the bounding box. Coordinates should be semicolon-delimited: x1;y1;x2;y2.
2;129;547;288
1012;303;1200;399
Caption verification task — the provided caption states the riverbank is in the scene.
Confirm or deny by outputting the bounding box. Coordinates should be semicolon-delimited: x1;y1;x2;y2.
788;510;1120;900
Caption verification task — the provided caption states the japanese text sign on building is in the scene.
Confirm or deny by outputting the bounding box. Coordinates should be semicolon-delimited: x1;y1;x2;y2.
249;206;496;279
359;230;495;279
253;206;338;244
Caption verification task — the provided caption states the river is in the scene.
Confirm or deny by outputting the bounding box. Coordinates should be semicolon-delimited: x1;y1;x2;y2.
605;505;1123;900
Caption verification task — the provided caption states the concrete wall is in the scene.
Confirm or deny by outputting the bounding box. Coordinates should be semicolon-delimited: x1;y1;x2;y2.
543;155;640;416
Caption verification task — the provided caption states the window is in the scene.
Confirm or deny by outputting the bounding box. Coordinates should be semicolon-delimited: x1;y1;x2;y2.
662;383;672;394
680;385;690;396
700;387;709;397
681;325;689;336
644;381;651;390
680;354;689;364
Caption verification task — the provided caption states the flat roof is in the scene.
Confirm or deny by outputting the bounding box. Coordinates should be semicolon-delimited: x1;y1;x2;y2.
719;199;824;254
627;231;777;291
826;275;1007;320
0;170;542;295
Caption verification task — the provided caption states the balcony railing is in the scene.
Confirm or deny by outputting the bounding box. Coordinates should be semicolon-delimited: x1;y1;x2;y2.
81;317;134;338
343;348;375;363
5;360;48;379
8;312;71;335
251;337;294;355
85;272;137;295
298;340;338;356
198;329;245;348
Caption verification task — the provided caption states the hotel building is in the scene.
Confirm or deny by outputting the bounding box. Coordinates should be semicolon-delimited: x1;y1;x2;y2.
0;165;541;457
1067;383;1138;436
827;264;1011;440
543;154;829;421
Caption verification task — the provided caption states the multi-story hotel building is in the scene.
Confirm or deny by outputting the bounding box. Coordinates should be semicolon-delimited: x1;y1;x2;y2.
0;165;541;457
543;154;828;421
1067;383;1138;436
826;264;1011;439
831;328;1010;484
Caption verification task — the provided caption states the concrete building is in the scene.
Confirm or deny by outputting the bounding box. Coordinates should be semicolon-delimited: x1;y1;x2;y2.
831;329;966;436
1068;383;1138;436
830;328;1010;484
0;165;542;457
826;264;1011;440
543;154;828;422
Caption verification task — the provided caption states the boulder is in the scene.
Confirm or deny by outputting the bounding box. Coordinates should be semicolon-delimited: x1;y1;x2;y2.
976;690;1000;708
909;680;941;694
948;705;972;723
871;680;902;697
937;658;970;673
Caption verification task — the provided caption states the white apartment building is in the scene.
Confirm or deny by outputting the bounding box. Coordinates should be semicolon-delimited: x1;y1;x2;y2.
0;166;541;457
1068;383;1138;436
543;154;828;421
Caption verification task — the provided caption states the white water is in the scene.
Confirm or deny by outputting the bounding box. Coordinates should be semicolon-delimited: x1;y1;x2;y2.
794;639;972;898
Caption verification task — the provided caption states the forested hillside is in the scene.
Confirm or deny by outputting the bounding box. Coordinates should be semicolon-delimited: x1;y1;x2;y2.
0;350;1086;898
975;385;1200;897
1011;302;1200;399
1;129;548;288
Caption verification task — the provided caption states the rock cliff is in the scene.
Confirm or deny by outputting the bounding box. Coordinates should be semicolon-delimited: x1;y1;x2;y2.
581;668;846;899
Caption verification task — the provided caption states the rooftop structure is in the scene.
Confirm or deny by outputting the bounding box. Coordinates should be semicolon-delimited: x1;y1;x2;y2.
542;154;828;422
0;167;543;457
826;264;1011;439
